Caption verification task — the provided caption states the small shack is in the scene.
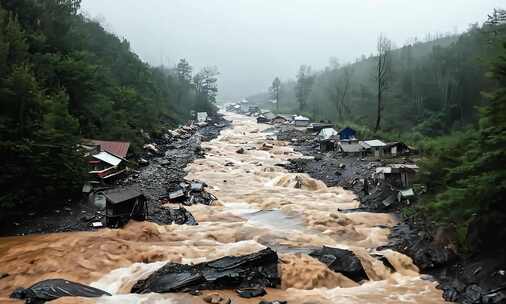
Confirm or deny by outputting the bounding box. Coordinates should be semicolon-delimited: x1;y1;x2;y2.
102;188;147;227
318;128;339;152
271;115;288;124
375;164;419;188
318;128;338;141
338;142;367;157
338;127;357;140
385;142;414;156
361;139;387;158
309;122;334;133
294;115;310;127
257;112;275;124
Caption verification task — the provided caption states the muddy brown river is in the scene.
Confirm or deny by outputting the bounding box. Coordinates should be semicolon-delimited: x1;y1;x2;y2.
0;113;445;303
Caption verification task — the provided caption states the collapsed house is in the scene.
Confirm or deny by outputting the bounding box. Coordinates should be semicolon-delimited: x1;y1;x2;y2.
161;180;217;206
257;112;276;124
100;188;147;227
271;115;289;124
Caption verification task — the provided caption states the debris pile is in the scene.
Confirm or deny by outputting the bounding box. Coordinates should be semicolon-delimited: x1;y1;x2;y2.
160;180;217;206
131;248;280;294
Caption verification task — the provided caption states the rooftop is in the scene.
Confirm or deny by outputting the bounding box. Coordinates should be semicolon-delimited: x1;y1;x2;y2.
103;188;144;204
85;139;130;158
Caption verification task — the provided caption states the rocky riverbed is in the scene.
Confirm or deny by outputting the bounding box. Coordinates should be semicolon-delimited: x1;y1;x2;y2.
0;114;230;237
273;123;506;304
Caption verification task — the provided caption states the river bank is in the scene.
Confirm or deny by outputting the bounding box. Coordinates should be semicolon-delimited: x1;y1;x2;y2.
0;114;231;237
274;123;506;304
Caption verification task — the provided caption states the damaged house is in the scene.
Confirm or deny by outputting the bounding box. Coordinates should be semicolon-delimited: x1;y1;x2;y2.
338;140;367;157
101;188;148;227
360;139;387;158
293;115;311;127
318;128;339;152
257;112;275;124
384;142;415;156
271;115;289;124
375;164;419;188
81;140;130;183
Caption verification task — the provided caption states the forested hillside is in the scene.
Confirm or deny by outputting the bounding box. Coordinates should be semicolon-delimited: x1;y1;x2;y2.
0;0;218;207
257;19;504;137
255;10;506;248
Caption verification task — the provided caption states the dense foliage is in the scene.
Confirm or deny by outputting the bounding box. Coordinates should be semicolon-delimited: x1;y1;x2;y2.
0;0;218;208
419;21;506;225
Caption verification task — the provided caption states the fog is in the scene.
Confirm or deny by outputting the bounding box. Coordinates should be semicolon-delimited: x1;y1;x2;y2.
80;0;504;101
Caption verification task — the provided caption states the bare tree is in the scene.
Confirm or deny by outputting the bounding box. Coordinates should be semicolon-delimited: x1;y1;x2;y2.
270;77;281;112
374;34;392;132
329;65;354;121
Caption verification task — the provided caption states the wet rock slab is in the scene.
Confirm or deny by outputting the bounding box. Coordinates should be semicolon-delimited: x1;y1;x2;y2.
10;279;111;303
131;248;280;294
309;246;368;282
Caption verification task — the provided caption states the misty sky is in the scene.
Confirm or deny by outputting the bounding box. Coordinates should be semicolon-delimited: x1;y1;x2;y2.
80;0;504;101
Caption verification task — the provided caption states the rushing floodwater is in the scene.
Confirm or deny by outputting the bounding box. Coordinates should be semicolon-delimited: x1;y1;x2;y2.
0;113;445;303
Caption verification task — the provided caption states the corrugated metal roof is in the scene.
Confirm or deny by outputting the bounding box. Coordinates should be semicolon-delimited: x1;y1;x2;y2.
93;151;122;166
89;140;130;158
103;188;143;204
339;143;364;153
362;139;387;147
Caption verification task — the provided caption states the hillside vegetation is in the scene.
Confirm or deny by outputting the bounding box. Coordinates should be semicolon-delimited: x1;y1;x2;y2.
0;0;218;207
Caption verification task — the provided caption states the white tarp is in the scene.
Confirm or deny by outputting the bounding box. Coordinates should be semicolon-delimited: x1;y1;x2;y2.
318;128;338;140
197;112;208;122
293;115;310;121
92;151;122;166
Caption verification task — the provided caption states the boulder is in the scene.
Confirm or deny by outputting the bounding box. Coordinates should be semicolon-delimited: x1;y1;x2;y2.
309;246;368;282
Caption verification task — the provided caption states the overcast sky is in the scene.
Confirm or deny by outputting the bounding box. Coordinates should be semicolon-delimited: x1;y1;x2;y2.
80;0;504;101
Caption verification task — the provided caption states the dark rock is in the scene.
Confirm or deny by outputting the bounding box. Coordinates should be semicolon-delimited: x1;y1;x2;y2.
482;291;506;304
10;279;111;303
236;287;266;298
236;148;245;154
131;248;280;294
442;287;460;302
413;245;457;270
169;207;198;225
309;246;368;282
0;272;8;280
460;284;483;304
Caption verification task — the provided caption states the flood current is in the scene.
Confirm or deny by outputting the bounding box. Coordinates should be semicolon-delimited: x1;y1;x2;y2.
0;113;445;303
